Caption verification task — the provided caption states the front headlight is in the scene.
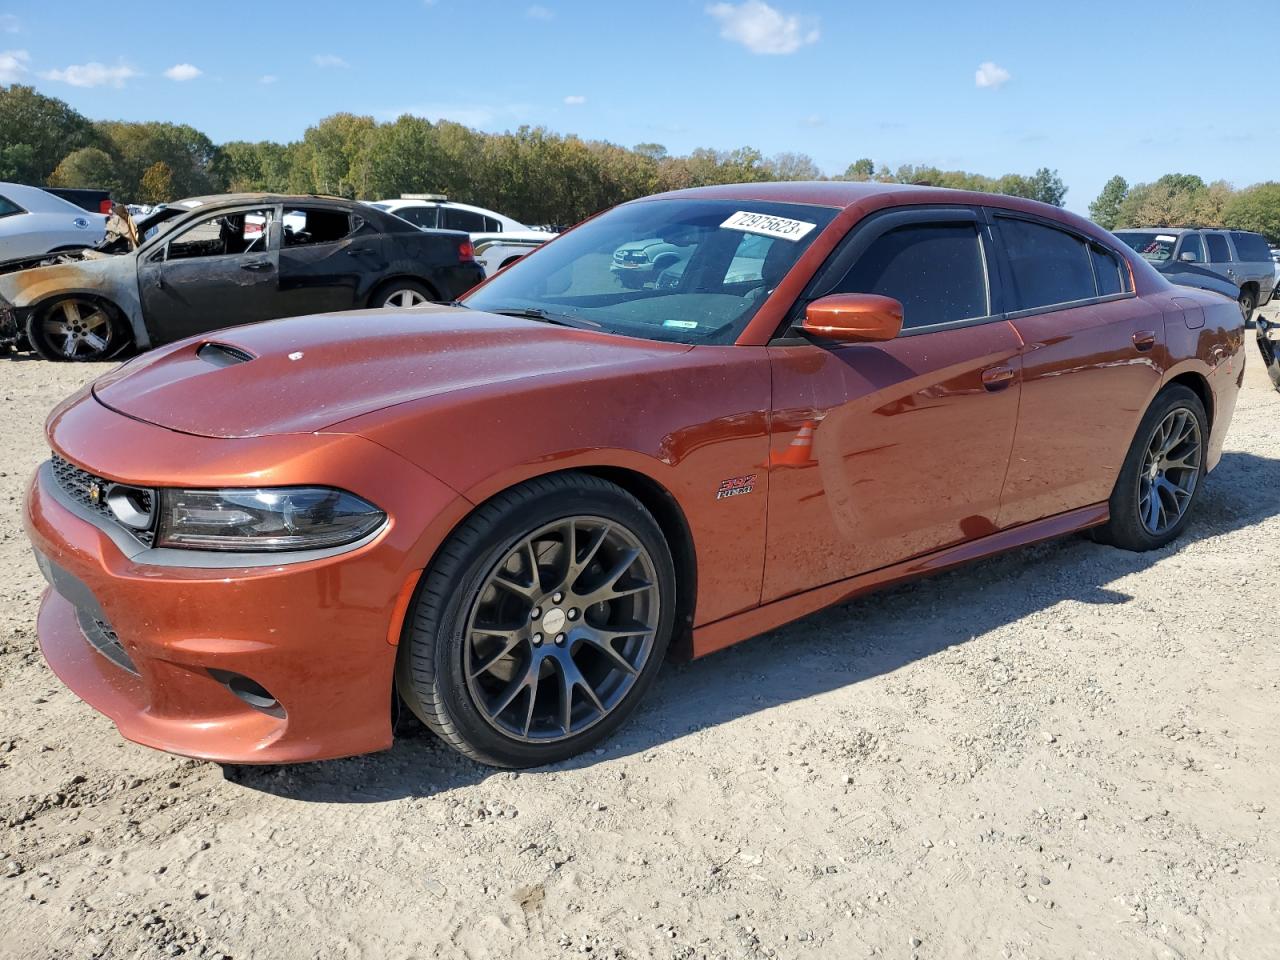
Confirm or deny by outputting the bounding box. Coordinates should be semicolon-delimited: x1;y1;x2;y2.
155;487;386;552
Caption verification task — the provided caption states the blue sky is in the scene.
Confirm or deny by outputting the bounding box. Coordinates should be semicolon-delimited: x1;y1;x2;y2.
0;0;1269;213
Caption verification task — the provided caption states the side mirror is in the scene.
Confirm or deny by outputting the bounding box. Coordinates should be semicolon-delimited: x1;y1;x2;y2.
801;293;903;343
1179;251;1198;262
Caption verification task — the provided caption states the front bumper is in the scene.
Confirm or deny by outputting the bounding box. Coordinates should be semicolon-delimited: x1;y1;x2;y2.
24;394;469;763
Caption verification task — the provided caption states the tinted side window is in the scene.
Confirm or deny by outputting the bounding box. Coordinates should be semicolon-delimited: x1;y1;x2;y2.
997;217;1095;310
0;194;22;218
831;223;988;329
1230;231;1272;262
1205;233;1232;262
483;216;502;233
443;208;486;232
1090;244;1125;296
400;206;437;229
1178;233;1203;263
282;208;353;247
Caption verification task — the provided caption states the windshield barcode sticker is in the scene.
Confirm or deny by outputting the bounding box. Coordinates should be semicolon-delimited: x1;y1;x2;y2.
721;211;817;242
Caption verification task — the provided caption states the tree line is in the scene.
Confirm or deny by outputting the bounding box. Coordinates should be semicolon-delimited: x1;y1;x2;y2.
1;84;1068;226
1090;173;1280;242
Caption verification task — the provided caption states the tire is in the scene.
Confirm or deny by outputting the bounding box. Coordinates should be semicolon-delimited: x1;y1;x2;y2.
396;472;677;768
372;280;434;309
26;296;129;362
1239;287;1256;326
1094;384;1208;552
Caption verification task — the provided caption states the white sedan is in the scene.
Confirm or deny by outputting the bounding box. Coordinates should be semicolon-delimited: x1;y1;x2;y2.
0;182;108;262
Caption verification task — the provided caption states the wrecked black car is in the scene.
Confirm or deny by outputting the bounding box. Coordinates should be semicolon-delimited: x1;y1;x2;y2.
1257;314;1280;389
0;194;486;361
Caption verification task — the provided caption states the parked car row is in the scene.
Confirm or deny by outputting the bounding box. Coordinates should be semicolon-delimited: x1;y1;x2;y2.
0;193;484;360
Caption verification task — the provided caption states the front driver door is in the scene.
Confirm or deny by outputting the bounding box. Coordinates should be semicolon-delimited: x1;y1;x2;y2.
763;208;1022;602
137;205;279;345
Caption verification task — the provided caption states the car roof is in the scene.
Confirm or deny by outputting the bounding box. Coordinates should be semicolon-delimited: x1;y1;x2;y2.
647;180;1111;241
173;193;354;209
0;181;90;215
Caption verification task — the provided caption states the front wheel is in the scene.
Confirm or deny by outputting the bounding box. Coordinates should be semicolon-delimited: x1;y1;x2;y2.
1094;384;1208;551
26;297;129;361
397;472;677;768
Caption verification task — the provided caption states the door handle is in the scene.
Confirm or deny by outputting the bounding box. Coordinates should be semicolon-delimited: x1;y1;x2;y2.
981;364;1016;391
1132;330;1157;351
240;259;272;272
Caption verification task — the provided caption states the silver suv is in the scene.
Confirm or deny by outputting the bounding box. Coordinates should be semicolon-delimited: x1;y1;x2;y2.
1114;228;1276;321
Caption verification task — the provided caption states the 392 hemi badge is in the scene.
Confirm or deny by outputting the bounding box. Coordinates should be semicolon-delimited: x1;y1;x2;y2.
715;474;756;500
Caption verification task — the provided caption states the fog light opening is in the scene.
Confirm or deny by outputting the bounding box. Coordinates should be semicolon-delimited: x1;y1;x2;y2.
210;670;285;718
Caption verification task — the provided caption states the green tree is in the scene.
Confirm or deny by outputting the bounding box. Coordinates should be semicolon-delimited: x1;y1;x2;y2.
210;140;291;193
1089;175;1129;229
96;120;217;198
765;152;821;180
47;147;121;195
297;113;377;197
1223;182;1280;242
138;161;175;204
364;115;440;199
1027;167;1067;206
0;84;102;184
843;158;875;181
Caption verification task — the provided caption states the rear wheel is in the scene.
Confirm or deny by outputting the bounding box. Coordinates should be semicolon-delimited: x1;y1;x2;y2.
397;472;676;768
373;280;434;309
26;296;128;362
1239;287;1257;325
1094;384;1207;551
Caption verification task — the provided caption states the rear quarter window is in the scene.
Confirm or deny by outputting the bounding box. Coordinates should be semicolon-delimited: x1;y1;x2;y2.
1090;244;1127;296
0;194;23;219
1230;231;1272;262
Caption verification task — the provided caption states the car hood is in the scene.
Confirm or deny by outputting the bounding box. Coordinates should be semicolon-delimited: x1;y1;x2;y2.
90;306;692;439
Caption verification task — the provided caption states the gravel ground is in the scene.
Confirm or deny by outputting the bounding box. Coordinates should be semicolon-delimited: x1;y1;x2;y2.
1;327;1277;960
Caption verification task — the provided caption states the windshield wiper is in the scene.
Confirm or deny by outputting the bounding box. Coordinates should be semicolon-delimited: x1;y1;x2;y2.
488;306;601;329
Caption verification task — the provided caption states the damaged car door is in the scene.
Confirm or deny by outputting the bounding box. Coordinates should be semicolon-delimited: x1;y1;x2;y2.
274;205;384;317
137;205;280;345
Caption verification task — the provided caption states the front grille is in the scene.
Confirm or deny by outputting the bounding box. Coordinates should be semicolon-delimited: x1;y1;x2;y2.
50;453;156;546
74;606;139;676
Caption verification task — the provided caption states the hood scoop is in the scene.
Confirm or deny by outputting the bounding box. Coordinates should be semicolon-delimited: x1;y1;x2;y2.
196;342;256;367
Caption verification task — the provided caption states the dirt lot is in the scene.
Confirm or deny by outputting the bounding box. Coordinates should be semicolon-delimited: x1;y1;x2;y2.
1;331;1277;960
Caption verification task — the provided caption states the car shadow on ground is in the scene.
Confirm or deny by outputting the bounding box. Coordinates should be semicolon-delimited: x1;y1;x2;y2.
226;448;1280;803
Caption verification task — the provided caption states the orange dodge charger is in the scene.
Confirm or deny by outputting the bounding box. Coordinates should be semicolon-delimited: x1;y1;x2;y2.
25;182;1245;768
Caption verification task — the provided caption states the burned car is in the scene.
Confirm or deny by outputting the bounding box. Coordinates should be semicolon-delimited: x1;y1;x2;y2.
0;194;485;361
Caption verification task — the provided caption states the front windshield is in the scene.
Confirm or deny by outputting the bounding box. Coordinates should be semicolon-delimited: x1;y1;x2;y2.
463;198;839;344
1116;231;1178;263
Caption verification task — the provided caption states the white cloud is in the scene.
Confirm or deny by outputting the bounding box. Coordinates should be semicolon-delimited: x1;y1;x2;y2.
259;74;278;85
706;1;818;55
563;94;586;105
0;14;19;33
975;61;1010;89
527;4;553;18
313;54;349;69
801;113;824;127
0;49;29;83
41;61;138;88
164;63;201;82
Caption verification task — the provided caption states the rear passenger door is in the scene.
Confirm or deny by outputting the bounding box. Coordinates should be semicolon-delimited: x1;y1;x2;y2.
991;212;1166;528
274;206;386;318
1203;232;1235;283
